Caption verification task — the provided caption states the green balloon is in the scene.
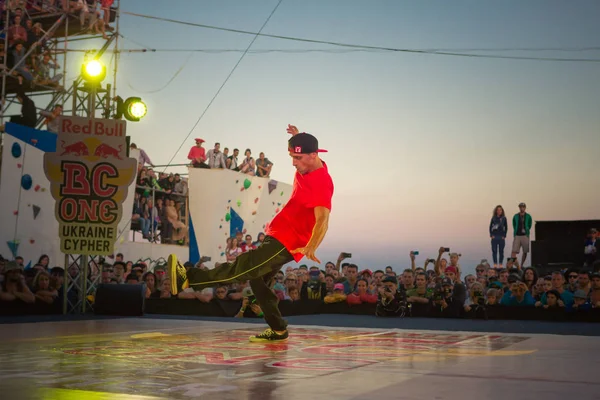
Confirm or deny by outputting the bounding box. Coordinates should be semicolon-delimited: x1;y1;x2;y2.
225;213;231;222
244;178;252;189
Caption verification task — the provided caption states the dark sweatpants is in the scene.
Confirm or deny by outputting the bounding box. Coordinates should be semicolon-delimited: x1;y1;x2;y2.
186;236;293;331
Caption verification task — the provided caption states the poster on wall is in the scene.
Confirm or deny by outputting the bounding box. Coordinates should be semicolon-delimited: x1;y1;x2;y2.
43;116;137;255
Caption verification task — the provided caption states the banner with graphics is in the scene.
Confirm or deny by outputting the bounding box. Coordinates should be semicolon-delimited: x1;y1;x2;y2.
43;116;137;255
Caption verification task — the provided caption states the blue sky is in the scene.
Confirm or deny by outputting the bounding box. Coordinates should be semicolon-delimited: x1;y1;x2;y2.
43;1;600;273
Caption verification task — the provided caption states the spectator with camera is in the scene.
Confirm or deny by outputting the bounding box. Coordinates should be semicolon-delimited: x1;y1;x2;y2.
435;247;462;279
429;277;462;318
489;205;508;268
301;270;327;300
464;282;488;319
441;265;467;305
235;288;264;318
500;280;535;306
376;276;407;317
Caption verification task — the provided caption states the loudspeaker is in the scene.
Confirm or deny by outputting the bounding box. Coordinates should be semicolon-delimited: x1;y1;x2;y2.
535;220;600;241
532;239;585;266
95;283;146;316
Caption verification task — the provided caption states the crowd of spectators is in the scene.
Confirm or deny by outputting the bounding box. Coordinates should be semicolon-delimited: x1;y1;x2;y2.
128;138;275;246
1;0;114;88
3;223;599;320
0;1;115;131
188;138;274;178
132;143;189;245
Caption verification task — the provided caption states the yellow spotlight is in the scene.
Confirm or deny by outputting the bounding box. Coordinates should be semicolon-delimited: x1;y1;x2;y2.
128;100;147;120
81;60;106;83
114;96;147;122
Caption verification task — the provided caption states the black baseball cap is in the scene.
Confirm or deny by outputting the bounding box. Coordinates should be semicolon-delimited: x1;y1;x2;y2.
288;133;327;154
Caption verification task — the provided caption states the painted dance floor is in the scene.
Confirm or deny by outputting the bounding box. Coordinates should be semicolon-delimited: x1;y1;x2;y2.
0;317;599;399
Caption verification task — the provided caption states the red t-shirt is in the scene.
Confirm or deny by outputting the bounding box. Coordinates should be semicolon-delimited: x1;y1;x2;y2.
265;161;334;262
188;146;206;163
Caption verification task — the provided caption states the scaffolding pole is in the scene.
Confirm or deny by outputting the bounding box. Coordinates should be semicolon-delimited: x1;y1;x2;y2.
1;10;10;125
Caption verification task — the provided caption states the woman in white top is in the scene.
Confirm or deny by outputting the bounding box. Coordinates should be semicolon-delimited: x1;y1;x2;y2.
239;148;255;176
226;237;243;262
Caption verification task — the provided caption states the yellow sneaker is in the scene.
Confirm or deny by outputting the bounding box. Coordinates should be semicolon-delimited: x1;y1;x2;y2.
249;328;289;342
168;254;188;295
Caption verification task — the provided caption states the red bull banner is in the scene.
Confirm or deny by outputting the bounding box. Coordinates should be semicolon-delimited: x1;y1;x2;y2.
43;116;137;255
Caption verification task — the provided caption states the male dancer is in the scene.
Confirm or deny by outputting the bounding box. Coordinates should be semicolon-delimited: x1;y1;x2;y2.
169;124;334;342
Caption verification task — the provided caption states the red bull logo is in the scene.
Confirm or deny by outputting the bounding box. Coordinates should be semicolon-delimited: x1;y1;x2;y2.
94;143;123;160
60;117;126;137
60;140;89;156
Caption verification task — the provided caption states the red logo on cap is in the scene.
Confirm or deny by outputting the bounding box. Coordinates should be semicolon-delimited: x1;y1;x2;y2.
294;146;302;153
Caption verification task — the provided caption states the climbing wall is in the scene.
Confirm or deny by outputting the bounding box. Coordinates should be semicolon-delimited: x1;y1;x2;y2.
187;168;292;264
0;123;138;267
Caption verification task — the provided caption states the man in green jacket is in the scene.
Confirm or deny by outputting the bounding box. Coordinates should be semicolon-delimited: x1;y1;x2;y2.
511;202;533;267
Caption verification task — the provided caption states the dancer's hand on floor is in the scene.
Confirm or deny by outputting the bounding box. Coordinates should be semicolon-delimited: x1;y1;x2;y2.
291;247;321;263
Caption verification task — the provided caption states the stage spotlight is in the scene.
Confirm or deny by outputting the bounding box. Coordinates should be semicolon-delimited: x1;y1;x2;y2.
82;60;106;84
127;99;147;120
114;96;147;122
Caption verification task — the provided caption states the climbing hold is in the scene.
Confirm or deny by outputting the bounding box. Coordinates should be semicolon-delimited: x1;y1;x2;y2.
258;185;262;190
240;187;245;192
280;191;284;196
220;252;225;257
237;200;241;207
252;211;257;215
21;174;33;190
32;205;41;219
6;240;19;258
29;239;35;244
17;163;22;168
34;185;40;192
225;213;231;222
236;180;239;184
268;180;277;194
41;188;46;192
275;208;280;213
218;246;222;249
254;198;259;204
242;228;247;234
30;139;38;145
13;210;18;215
11;142;22;158
243;178;251;189
228;199;231;203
